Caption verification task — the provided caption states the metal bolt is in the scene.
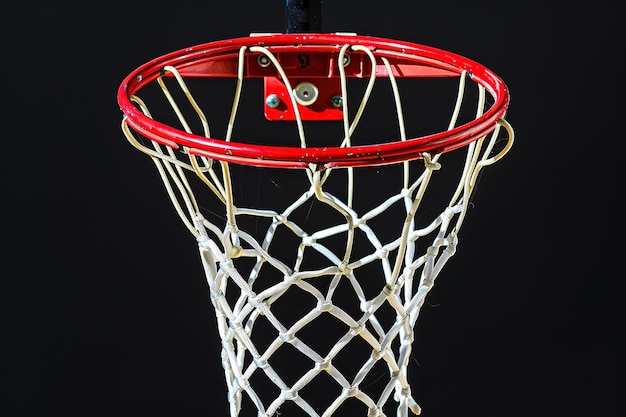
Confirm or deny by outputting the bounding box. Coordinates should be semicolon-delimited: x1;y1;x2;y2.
258;55;271;67
265;94;280;108
293;82;319;106
331;95;343;108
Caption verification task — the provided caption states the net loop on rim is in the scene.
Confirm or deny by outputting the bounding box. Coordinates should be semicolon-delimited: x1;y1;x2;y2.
118;33;513;416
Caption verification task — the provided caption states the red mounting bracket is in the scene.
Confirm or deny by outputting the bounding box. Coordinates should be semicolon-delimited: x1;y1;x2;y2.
250;49;365;121
263;76;343;121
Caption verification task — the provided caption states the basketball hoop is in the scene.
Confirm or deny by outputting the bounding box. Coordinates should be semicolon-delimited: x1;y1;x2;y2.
118;32;513;416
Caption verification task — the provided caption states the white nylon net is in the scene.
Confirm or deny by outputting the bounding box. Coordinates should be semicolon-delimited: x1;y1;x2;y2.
121;43;513;417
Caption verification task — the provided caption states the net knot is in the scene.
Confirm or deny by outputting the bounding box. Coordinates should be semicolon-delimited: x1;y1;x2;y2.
422;152;441;170
367;406;384;417
316;358;332;371
371;348;388;361
360;300;377;314
281;388;299;401
209;288;224;301
383;284;396;297
273;214;287;224
279;331;295;343
317;300;333;312
445;240;457;256
338;261;351;274
394;386;422;414
343;386;360;397
230;321;246;334
253;357;269;369
196;233;210;248
249;297;266;311
376;248;389;259
350;323;366;336
446;231;459;253
233;376;251;392
426;245;440;258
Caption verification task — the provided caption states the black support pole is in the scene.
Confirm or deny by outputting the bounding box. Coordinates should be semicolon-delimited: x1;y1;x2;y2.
285;0;322;33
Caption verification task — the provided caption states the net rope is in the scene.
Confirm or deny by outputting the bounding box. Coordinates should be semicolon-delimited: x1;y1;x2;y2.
121;42;513;417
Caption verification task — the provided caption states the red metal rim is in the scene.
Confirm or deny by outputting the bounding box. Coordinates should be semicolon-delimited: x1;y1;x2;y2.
118;33;510;168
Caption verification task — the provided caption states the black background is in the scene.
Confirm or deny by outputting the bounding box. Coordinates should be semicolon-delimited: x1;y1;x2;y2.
2;1;623;416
